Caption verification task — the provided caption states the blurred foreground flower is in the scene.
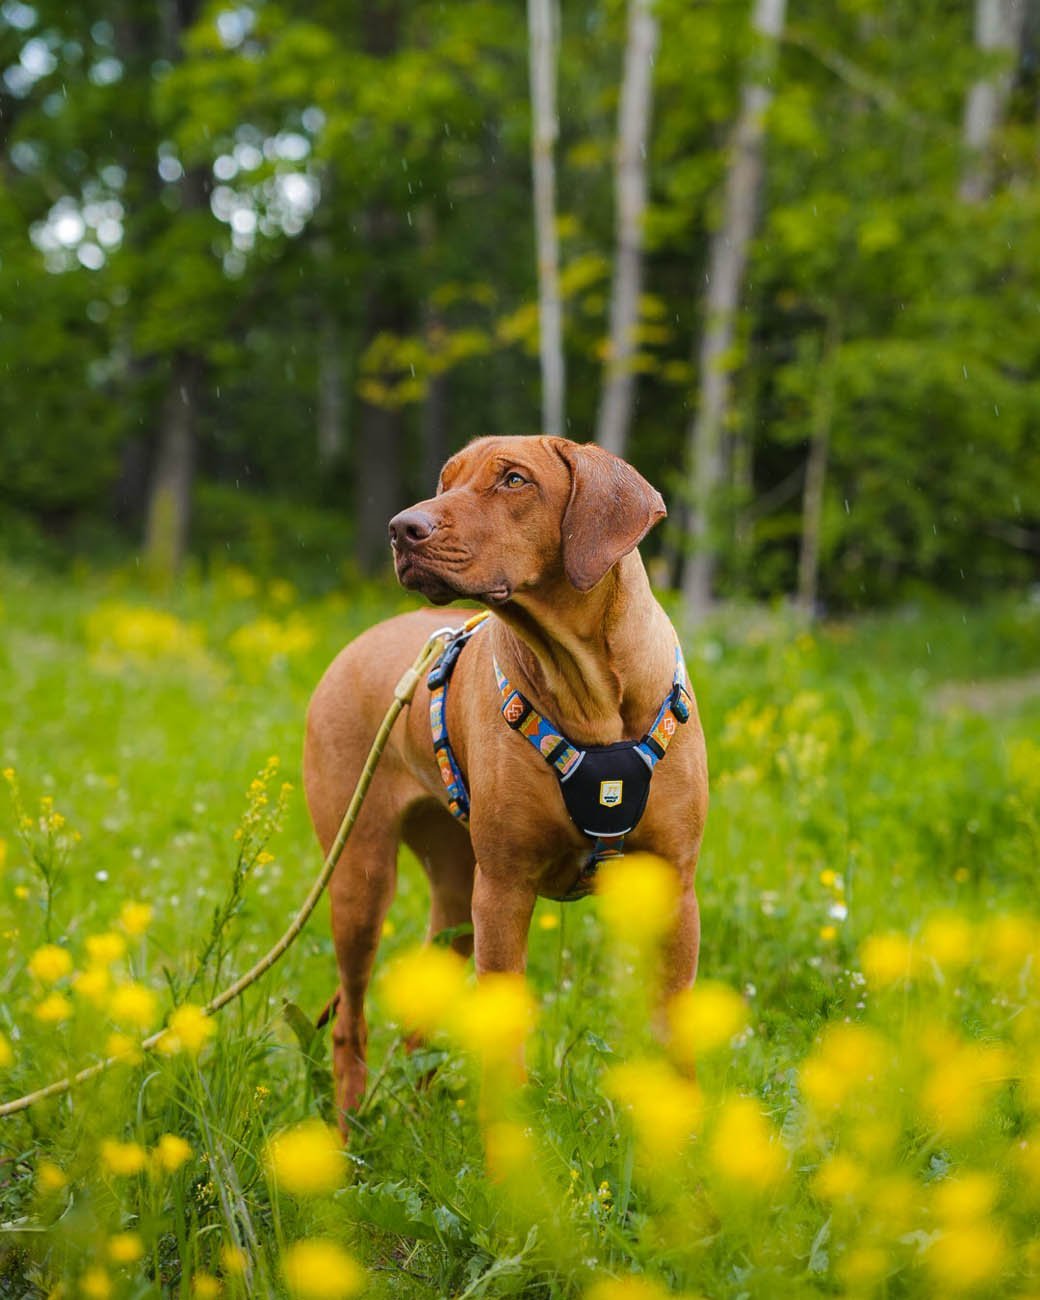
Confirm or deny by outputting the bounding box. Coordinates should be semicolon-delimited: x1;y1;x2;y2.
281;1239;364;1299
86;932;126;965
452;973;536;1065
586;1276;671;1300
158;1004;215;1056
0;1032;10;1068
153;1133;193;1173
119;901;153;936
925;1222;1006;1292
36;1161;67;1193
604;1058;702;1164
800;1023;889;1112
109;981;158;1029
108;1232;144;1264
708;1096;787;1191
34;992;72;1023
28;944;72;983
100;1139;148;1176
266;1120;343;1196
380;945;467;1037
597;854;678;949
860;932;917;987
667;980;748;1063
483;1119;537;1183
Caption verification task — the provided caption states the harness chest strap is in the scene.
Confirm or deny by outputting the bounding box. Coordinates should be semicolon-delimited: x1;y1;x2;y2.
428;615;692;901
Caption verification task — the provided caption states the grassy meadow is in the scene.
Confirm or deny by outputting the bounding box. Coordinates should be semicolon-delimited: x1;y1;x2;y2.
1;560;1039;1299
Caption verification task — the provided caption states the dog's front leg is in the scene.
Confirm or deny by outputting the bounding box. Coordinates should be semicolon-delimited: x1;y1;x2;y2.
470;864;537;976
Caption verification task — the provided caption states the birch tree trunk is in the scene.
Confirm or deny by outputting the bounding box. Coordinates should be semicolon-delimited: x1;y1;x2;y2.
596;0;659;458
795;315;841;620
680;0;787;620
959;0;1027;202
527;0;565;437
143;0;205;580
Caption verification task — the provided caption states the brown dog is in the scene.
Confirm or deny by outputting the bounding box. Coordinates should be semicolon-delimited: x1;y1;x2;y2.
303;436;708;1128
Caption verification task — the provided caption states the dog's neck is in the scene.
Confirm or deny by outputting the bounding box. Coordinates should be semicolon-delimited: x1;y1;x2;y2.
490;551;675;745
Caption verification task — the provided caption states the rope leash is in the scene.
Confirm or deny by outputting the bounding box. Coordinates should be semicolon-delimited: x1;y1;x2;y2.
0;627;454;1120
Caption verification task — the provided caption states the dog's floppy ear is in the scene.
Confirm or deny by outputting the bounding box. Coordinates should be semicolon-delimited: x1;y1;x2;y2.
551;439;666;591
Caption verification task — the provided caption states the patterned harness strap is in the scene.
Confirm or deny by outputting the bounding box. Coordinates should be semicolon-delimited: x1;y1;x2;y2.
427;613;491;823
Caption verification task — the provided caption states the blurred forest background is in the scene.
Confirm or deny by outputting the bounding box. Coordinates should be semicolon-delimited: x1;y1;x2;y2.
1;0;1039;615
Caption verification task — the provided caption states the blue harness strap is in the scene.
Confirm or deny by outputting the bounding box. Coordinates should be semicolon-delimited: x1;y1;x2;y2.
427;615;692;902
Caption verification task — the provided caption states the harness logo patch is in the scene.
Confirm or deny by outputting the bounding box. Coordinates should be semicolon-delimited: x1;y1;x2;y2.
503;695;525;724
599;780;623;808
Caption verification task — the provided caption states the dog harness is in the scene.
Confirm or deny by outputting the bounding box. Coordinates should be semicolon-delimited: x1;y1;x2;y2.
428;613;692;901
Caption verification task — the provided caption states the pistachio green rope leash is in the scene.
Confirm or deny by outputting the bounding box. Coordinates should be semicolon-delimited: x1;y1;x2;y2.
0;627;454;1119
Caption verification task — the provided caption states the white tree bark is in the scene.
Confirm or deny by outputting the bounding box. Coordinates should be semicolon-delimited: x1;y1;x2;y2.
959;0;1027;203
527;0;565;437
680;0;787;620
795;315;841;620
596;0;659;458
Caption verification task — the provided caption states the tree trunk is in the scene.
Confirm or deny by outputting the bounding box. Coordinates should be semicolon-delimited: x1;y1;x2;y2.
317;308;346;468
596;0;659;458
795;315;841;620
959;0;1027;202
680;0;787;621
527;0;565;437
356;403;403;575
142;0;206;580
144;353;201;580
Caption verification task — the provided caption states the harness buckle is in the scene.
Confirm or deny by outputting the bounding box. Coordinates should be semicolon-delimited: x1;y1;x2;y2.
669;684;691;724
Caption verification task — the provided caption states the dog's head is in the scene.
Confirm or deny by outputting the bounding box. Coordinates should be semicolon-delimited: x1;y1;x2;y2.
388;436;665;607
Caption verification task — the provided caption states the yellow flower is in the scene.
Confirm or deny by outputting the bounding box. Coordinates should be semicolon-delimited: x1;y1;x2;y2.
100;1138;148;1176
813;1153;865;1201
0;837;6;871
603;1058;703;1163
158;1004;215;1056
380;918;395;938
380;945;467;1036
799;1023;888;1111
86;932;126;965
819;869;838;888
586;1278;671;1300
667;980;748;1062
981;913;1037;983
537;912;560;931
28;944;72;983
153;1133;193;1173
0;1032;12;1068
596;854;679;948
921;913;974;969
34;992;72;1023
220;1246;247;1276
108;1232;144;1263
483;1120;536;1183
73;965;110;1005
859;932;917;987
925;1223;1006;1292
81;1269;112;1299
933;1173;998;1223
451;974;536;1065
36;1161;68;1193
265;1120;343;1197
119;901;153;936
920;1039;1010;1135
109;981;158;1029
281;1239;365;1299
819;925;837;942
838;1246;889;1288
106;1032;143;1065
708;1096;786;1191
192;1273;222;1299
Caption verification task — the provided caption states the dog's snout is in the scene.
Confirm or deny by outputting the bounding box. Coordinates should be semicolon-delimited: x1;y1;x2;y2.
389;508;437;551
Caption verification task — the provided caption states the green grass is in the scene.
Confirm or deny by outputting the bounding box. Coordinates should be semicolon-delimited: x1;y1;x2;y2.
0;559;1038;1299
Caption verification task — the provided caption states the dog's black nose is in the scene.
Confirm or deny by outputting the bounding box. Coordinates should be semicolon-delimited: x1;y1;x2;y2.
388;509;437;550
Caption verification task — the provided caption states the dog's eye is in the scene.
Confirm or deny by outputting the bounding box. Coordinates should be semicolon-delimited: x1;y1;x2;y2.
503;471;528;489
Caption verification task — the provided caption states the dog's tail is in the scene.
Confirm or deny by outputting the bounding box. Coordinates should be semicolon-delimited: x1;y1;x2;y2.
315;987;341;1030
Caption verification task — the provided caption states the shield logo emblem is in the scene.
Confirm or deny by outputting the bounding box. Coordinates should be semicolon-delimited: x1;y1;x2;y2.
599;780;623;808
